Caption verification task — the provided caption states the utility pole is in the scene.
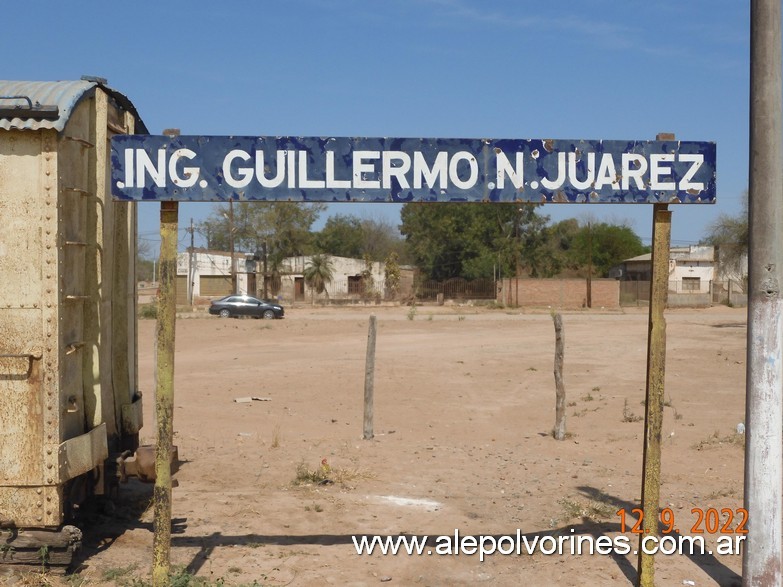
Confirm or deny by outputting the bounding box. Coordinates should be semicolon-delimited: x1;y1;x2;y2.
586;221;593;308
228;200;237;294
187;218;194;305
744;0;783;584
262;240;269;299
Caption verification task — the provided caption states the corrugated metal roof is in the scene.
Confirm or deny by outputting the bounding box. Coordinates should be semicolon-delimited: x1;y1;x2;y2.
0;79;148;133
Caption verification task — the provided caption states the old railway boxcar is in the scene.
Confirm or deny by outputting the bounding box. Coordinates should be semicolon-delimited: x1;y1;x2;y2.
0;79;145;544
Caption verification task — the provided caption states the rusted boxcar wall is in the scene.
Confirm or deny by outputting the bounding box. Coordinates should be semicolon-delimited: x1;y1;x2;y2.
0;128;64;525
0;88;140;527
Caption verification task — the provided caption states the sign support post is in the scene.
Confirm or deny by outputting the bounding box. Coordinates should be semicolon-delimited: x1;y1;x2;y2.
152;131;180;587
637;201;671;586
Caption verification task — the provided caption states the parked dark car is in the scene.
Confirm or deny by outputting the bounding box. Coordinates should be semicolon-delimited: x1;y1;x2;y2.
208;295;285;319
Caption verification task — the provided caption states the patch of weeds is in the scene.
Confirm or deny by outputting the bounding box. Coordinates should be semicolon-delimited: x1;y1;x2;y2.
558;498;615;523
304;502;324;513
103;564;138;581
293;458;371;488
407;305;417;320
139;303;158;320
706;486;739;500
0;544;15;560
458;315;466;321
550;429;574;440
16;572;55;587
271;424;281;449
38;545;49;572
622;399;643;423
572;408;588;418
526;366;537;372
567;401;577;407
64;574;89;587
581;393;595;402
592;386;601;392
663;395;674;408
693;431;746;451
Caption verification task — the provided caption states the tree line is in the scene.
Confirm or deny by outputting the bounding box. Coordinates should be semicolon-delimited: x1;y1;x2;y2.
138;201;653;282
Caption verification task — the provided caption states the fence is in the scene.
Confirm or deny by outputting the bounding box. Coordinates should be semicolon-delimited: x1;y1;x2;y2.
414;278;497;301
619;280;748;307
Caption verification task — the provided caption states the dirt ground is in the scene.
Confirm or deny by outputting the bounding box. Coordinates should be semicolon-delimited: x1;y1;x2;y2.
50;303;748;586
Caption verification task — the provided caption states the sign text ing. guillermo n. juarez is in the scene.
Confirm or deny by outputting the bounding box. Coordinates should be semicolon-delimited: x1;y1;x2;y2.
110;136;716;204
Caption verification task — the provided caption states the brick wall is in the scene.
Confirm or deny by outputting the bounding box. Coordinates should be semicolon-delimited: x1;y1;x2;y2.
497;278;619;309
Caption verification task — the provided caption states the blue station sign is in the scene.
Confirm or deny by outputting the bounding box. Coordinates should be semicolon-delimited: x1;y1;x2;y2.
111;136;716;204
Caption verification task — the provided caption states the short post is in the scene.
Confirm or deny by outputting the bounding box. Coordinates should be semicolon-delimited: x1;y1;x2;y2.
363;315;377;440
637;201;672;587
552;313;566;440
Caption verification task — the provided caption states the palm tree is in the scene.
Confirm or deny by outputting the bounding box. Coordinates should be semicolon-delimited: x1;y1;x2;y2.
303;254;334;305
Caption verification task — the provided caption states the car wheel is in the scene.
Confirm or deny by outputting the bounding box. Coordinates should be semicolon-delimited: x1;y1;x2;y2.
219;309;231;318
262;310;275;320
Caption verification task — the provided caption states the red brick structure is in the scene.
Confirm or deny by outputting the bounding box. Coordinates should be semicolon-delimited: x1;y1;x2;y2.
497;278;619;309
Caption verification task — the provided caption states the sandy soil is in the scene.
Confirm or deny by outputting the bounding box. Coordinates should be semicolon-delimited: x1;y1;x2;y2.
53;304;748;586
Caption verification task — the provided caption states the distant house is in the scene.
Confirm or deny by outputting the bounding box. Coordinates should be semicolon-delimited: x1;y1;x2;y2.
614;245;716;294
176;250;257;304
277;255;416;303
175;251;414;305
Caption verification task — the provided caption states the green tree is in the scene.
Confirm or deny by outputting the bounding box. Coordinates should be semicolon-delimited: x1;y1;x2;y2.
315;214;364;258
701;191;748;283
136;237;156;282
383;250;401;300
198;201;326;257
569;222;648;277
303;254;335;305
360;253;375;299
314;213;405;262
400;203;549;280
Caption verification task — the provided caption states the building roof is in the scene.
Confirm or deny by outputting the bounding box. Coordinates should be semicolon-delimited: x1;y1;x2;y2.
0;78;148;133
620;245;714;265
623;253;652;263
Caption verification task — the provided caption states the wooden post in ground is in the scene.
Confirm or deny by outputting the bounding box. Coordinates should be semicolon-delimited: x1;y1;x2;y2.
363;315;377;440
152;129;180;587
552;313;566;440
637;198;672;587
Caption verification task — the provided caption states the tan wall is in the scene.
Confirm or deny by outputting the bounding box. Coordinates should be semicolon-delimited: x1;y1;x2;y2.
497;278;619;309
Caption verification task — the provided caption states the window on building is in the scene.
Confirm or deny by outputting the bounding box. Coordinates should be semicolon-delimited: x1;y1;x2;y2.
682;277;701;292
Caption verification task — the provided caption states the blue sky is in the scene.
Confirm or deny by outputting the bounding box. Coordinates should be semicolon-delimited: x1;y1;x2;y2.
6;1;750;253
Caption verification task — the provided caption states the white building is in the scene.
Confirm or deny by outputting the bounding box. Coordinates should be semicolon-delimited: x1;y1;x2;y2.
669;245;715;293
176;250;256;304
617;245;716;294
175;251;408;305
278;255;386;303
